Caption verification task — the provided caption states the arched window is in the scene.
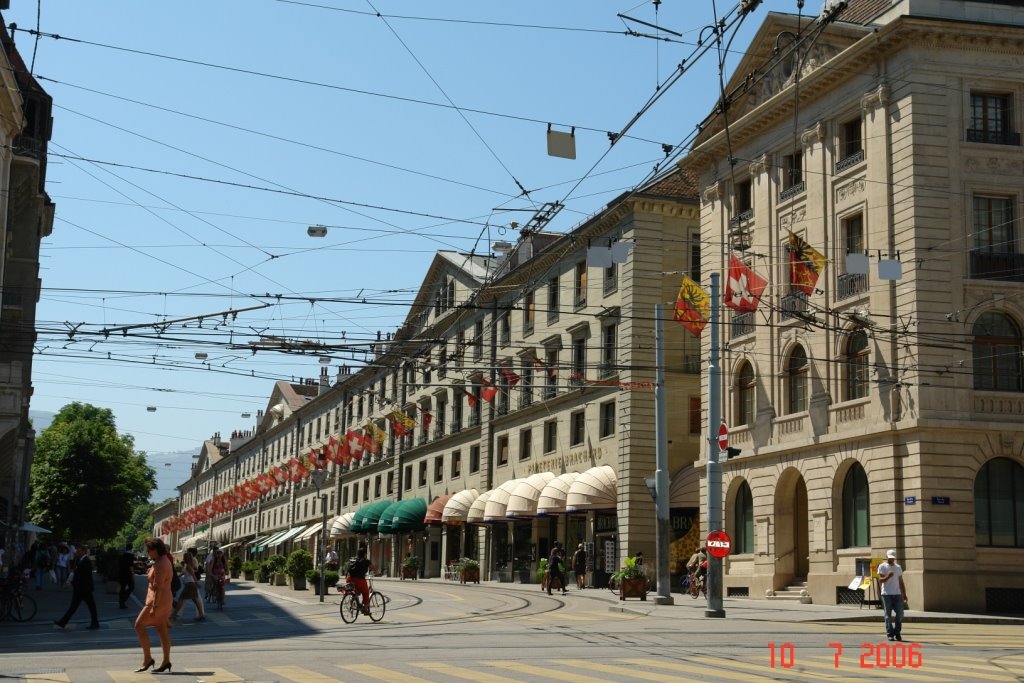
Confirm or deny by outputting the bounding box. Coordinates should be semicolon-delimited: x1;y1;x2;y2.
787;346;808;414
736;363;755;426
975;457;1024;547
734;481;754;554
844;330;869;401
841;463;870;548
972;312;1023;392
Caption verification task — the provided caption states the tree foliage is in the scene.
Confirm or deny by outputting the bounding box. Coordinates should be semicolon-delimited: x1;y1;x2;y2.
28;402;155;542
108;501;157;552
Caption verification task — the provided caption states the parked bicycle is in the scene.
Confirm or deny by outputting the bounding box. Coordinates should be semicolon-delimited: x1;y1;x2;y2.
338;577;385;623
0;573;37;622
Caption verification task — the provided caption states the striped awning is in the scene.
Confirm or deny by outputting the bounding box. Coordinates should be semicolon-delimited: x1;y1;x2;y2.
424;494;453;525
295;524;323;542
465;490;493;524
566;465;617;511
507;472;556;518
537;472;582;515
330;512;356;538
441;489;479;525
252;529;289;552
267;525;308;548
483;479;524;522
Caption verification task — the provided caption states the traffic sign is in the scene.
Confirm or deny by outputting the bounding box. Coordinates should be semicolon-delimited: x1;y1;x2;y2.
706;530;732;558
717;422;728;451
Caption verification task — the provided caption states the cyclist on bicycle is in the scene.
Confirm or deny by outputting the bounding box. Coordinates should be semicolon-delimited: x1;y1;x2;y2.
687;546;707;584
346;546;375;615
208;548;227;606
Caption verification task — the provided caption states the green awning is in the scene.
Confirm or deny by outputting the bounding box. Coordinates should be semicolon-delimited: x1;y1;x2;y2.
350;500;393;533
392;498;428;533
252;529;288;552
375;501;404;535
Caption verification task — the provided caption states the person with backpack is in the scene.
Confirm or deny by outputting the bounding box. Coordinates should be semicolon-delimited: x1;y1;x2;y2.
345;546;375;615
547;543;567;596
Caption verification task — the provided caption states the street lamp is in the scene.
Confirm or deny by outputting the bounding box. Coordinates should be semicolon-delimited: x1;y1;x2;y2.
310;468;330;603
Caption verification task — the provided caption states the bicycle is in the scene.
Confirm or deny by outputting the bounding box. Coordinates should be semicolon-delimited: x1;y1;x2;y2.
685;570;706;599
211;575;226;610
338;577;385;623
0;577;38;622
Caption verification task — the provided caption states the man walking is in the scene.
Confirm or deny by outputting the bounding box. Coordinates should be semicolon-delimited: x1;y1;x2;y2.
54;545;99;630
877;549;908;641
118;544;136;609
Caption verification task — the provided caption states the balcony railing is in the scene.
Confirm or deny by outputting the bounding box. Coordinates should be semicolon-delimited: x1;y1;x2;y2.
735;208;754;222
780;291;809;321
835;149;865;173
836;272;868;300
966;128;1021;146
779;181;805;202
12;134;43;160
731;312;755;337
418;433;428;446
598;361;616;379
433;424;446;440
468;412;481;427
450;422;463;435
543;385;556;399
683;355;701;374
495;402;509;417
970;250;1024;282
518;393;534;409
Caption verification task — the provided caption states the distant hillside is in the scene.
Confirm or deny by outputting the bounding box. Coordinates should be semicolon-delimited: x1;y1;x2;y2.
29;410;56;432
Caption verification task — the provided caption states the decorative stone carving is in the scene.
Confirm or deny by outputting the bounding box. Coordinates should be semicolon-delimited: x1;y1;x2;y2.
703;181;723;204
800;122;825;146
779;208;806;230
836;179;866;203
748;153;771;176
860;83;891;111
964;156;1024;175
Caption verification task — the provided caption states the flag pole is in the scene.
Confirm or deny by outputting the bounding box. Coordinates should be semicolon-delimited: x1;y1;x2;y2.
653;303;674;605
705;272;725;618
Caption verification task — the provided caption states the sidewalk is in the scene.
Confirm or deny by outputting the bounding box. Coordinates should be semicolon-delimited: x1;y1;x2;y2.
1;573;142;629
242;573;1024;626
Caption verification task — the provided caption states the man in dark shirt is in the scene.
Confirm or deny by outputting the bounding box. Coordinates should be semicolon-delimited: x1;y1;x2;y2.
118;544;135;609
547;543;567;596
346;546;374;615
54;545;99;630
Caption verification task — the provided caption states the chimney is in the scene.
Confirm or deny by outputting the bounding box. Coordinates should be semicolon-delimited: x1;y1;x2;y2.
319;366;330;396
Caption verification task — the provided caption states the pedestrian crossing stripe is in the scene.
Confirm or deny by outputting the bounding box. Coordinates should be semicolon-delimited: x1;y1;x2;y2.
337;663;432;682
412;661;522;683
801;654;1012;682
560;658;701;683
795;655;947;682
266;665;340;683
18;675;71;682
488;661;602;682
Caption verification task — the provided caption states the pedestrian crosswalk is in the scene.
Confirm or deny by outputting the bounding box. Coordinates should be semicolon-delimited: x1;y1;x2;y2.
16;653;1024;682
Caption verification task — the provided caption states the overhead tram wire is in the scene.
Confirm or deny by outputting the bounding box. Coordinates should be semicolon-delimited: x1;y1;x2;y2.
13;26;675;150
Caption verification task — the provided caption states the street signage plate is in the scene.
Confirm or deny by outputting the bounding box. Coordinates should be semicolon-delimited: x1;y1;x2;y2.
706;529;732;558
904;496;916;505
718;422;728;451
932;496;950;505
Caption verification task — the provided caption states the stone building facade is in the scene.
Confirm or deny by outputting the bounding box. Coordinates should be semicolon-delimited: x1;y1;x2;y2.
685;0;1024;612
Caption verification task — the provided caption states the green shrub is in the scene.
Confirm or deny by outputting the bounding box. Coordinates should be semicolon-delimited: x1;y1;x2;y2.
229;555;242;574
285;549;313;579
256;561;272;582
266;554;287;575
306;569;340;587
402;555;421;569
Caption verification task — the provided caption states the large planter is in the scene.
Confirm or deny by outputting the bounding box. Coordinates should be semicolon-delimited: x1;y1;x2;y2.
291;575;306;591
515;569;532;584
619;577;647;601
273;573;288;587
460;567;480;584
401;566;418;580
243;570;255;581
230;570;240;580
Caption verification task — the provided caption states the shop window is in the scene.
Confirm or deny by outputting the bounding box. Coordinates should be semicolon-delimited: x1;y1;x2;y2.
841;463;870;548
975;457;1024;547
972;312;1022;391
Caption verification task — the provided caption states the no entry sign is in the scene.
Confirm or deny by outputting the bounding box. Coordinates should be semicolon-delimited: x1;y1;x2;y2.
706;530;732;558
717;422;728;451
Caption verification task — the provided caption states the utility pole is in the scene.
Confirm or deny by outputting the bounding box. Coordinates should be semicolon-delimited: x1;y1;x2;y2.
310;469;329;603
653;303;674;605
705;273;725;617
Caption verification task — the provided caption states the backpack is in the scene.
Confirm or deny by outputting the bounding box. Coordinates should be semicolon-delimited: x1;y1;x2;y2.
170;567;182;593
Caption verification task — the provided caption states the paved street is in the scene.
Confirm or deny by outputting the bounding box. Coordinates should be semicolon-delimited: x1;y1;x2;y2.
4;576;1023;682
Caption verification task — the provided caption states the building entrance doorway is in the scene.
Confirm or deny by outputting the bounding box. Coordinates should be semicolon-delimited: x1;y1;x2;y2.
774;469;809;583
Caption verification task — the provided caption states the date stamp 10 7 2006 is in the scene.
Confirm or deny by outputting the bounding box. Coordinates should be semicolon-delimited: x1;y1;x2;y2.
768;642;923;670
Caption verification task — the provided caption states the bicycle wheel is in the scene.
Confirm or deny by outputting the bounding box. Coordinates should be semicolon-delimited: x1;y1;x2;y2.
607;576;619;594
339;592;360;624
689;575;699;599
367;591;385;622
11;593;37;622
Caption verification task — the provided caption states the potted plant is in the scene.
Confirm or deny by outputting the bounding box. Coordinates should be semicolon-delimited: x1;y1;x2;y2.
229;555;242;579
459;558;480;584
401;555;420;580
306;569;340;595
613;555;647;601
285;549;313;590
267;554;287;586
535;558;549;591
241;560;257;581
256;560;272;583
514;558;532;584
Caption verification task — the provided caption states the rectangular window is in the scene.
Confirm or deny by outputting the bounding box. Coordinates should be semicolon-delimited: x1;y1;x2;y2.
436;397;447;436
973;195;1015;254
599;401;616;438
547;276;560;323
520;363;533;407
418;461;427;487
840;116;863;161
543;420;557;453
843;213;864;255
363;480;370;501
572;335;587;381
500;311;511;346
434;455;444;482
570;411;585;446
735;179;752;216
603;263;617;295
545;347;558;398
601;324;616;378
451;450;461;478
404;464;412;491
386;472;394;495
473;320;484;360
469;445;480;473
689;397;701;435
497;435;509;466
519;428;532;461
783;151;803;189
452;393;463;432
969;92;1017;145
375;475;381;498
574;261;587;308
523;290;536;335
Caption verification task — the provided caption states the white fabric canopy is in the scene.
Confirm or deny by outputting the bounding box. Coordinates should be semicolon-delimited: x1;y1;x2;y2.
483;479;524;521
465;490;493;524
536;472;581;515
566;465;617;511
330;512;356;537
441;489;480;524
506;472;556;517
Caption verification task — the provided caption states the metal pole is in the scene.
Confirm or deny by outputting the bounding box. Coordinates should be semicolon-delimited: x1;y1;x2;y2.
653;303;674;605
706;272;725;617
319;492;327;603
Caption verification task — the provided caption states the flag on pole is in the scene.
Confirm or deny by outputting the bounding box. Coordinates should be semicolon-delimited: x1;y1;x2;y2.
463;388;478;408
673;275;711;337
500;363;521;387
725;255;769;312
345;429;366;461
387;409;415;437
365;422;387;453
481;377;499;403
788;231;826;294
532;355;557;381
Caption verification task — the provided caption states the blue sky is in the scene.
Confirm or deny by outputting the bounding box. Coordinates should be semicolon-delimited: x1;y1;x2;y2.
7;0;804;500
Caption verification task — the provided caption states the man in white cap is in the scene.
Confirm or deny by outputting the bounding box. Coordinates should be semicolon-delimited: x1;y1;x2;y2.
877;549;908;641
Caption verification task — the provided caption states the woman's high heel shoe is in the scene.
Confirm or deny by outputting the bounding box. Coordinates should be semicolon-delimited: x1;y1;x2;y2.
134;659;155;672
152;662;172;674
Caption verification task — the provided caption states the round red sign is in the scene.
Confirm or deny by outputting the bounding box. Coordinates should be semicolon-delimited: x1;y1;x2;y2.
717;422;728;451
706;530;732;558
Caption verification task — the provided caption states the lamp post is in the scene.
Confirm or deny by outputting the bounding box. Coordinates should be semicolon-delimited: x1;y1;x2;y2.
310;469;329;603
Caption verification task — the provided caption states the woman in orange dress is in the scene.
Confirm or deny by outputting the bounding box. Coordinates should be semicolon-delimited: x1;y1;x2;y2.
133;537;173;673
